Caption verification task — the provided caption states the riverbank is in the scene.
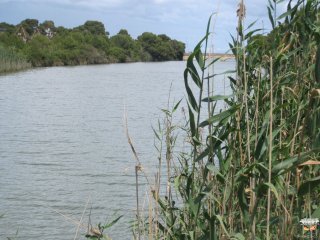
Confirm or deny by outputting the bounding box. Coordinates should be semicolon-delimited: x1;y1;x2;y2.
0;19;185;73
0;57;188;74
182;53;234;61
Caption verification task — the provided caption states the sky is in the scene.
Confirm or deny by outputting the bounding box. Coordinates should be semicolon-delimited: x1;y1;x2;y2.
0;0;288;52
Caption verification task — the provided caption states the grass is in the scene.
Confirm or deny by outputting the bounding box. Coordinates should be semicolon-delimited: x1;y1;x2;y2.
129;0;320;239
0;44;31;73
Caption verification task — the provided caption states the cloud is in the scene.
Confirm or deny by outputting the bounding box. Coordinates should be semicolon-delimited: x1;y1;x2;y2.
0;0;288;51
0;0;127;8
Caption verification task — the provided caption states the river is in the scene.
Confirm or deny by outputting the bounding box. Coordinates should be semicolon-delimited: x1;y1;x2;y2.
0;61;234;239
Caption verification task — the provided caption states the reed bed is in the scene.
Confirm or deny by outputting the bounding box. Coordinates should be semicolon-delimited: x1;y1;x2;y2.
131;0;320;239
0;45;31;73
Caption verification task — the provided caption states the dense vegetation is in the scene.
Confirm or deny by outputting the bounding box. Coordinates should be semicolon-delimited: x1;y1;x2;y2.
129;0;320;240
0;44;31;73
0;19;185;72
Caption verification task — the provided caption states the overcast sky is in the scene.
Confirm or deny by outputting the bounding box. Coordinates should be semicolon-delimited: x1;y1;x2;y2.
0;0;288;52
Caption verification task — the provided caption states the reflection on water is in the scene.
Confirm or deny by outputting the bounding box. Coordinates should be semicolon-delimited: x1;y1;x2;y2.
0;61;234;239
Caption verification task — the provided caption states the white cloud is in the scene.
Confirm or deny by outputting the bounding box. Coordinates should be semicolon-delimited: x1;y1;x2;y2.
0;0;293;51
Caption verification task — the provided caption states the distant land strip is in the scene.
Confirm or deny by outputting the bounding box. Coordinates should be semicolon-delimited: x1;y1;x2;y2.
183;53;235;61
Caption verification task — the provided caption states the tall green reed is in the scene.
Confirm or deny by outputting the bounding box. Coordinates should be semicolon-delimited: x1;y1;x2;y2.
131;1;320;239
0;44;31;73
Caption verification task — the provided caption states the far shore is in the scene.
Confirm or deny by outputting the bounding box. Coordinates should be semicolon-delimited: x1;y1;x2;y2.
183;53;235;61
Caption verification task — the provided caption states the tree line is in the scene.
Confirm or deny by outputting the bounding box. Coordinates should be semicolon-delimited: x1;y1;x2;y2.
0;19;185;68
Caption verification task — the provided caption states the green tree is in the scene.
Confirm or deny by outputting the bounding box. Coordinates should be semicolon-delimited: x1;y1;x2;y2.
76;21;106;35
110;30;134;50
39;20;56;35
109;29;142;62
19;19;39;35
0;22;16;34
118;29;129;35
26;35;54;66
108;47;127;63
137;32;185;61
0;32;25;50
0;18;185;69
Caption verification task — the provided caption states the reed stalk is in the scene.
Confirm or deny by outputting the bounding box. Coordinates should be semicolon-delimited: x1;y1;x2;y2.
0;44;31;73
266;57;273;240
141;1;320;239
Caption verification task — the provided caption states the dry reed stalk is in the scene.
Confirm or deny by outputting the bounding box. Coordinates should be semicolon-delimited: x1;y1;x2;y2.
252;66;262;238
235;0;245;168
290;108;302;155
299;160;320;166
124;107;142;240
236;112;245;167
124;104;155;239
135;164;141;240
280;87;291;240
153;174;159;238
254;68;261;149
154;119;164;239
241;33;256;238
266;57;273;239
148;189;153;240
236;1;247;232
74;196;91;240
310;88;320;98
285;86;303;237
228;163;235;232
49;207;87;230
165;117;172;202
165;84;172;203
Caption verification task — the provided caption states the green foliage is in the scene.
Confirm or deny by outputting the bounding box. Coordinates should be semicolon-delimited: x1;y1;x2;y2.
137;32;185;61
0;43;31;72
0;22;16;34
108;47;127;63
0;32;25;50
75;21;106;35
146;1;320;240
0;19;185;71
19;18;39;36
85;215;123;240
118;29;129;35
39;20;56;35
26;35;54;66
109;30;140;62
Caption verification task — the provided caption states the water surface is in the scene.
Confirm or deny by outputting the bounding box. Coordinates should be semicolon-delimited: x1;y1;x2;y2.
0;61;233;239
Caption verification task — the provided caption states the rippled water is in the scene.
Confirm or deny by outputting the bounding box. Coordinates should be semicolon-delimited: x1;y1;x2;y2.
0;61;234;239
